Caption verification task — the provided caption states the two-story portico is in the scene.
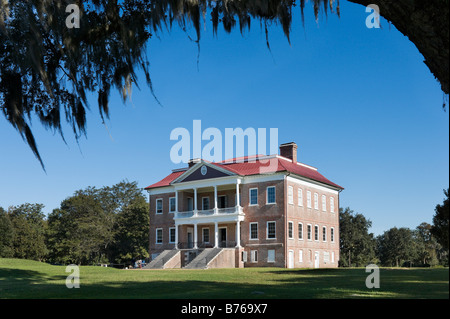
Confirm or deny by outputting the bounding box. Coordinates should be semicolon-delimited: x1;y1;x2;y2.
170;166;245;250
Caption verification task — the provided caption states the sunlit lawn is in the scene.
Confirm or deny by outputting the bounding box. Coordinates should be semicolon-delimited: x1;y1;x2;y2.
0;258;448;299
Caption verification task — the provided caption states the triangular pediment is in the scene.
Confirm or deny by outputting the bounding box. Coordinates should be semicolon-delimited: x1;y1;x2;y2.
171;161;235;184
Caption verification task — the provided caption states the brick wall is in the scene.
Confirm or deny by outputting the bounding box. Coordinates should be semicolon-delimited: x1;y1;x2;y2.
239;179;286;268
149;192;176;255
285;179;340;268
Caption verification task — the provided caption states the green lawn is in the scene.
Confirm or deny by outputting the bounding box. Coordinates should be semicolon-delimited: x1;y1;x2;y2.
0;258;448;299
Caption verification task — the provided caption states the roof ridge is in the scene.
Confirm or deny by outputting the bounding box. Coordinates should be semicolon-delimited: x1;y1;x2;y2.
146;156;343;190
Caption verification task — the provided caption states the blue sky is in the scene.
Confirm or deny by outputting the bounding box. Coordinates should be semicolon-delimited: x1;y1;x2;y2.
0;1;448;236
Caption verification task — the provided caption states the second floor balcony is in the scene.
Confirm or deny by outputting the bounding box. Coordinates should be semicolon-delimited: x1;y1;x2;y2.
174;206;244;224
168;178;245;225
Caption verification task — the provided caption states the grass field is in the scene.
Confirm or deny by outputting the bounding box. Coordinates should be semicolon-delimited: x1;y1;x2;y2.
0;258;448;299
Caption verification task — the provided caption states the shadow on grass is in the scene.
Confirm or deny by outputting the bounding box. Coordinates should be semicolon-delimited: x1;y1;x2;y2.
261;268;449;299
0;267;448;299
0;267;66;282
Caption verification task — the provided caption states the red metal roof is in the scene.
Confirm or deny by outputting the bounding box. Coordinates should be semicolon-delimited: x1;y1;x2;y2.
144;170;185;189
145;156;343;190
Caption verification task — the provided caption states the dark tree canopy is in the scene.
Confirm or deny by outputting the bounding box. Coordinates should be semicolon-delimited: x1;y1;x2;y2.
1;0;448;168
339;207;377;267
431;188;449;252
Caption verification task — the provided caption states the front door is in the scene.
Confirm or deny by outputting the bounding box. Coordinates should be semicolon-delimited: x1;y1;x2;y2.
219;227;227;247
218;195;227;209
187;227;194;249
314;251;320;268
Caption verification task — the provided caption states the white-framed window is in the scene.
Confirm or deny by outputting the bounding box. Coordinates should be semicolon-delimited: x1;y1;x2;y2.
322;226;327;242
266;186;276;204
242;251;248;262
169;197;176;213
307;224;312;241
298;222;303;240
202;197;210;210
307;191;312;208
331;227;335;243
249;188;258;206
298;188;303;206
288;186;294;205
156;199;163;214
330;197;335;213
322;195;326;212
314;193;319;210
249;222;258;240
267;249;275;263
288;221;294;239
331;251;335;263
156;228;163;244
169;227;176;243
299;250;303;263
324;252;330;264
202;228;210;243
251;250;258;263
314;225;319;241
267;221;276;239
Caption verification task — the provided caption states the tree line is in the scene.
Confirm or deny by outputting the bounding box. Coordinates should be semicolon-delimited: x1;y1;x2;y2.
339;188;449;267
0;181;149;266
1;183;448;267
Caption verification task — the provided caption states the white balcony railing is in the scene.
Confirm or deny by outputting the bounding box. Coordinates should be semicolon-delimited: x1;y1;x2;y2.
218;207;240;214
197;209;215;216
174;206;243;220
175;211;194;218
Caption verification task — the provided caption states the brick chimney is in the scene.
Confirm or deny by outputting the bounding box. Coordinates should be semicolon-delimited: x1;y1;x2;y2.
279;142;298;163
188;158;201;168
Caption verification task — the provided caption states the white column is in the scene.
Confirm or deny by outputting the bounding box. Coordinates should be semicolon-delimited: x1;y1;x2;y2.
214;222;219;248
193;223;198;249
236;180;241;207
175;223;179;249
236;221;241;247
193;188;198;216
214;185;218;214
175;190;178;213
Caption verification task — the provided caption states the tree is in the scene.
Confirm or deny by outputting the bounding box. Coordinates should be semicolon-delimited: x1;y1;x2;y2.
1;0;448;168
431;188;449;252
109;199;149;265
348;0;449;95
47;193;111;265
46;180;148;265
339;207;377;267
72;180;147;262
377;227;417;267
0;207;14;257
6;203;48;261
414;222;440;266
